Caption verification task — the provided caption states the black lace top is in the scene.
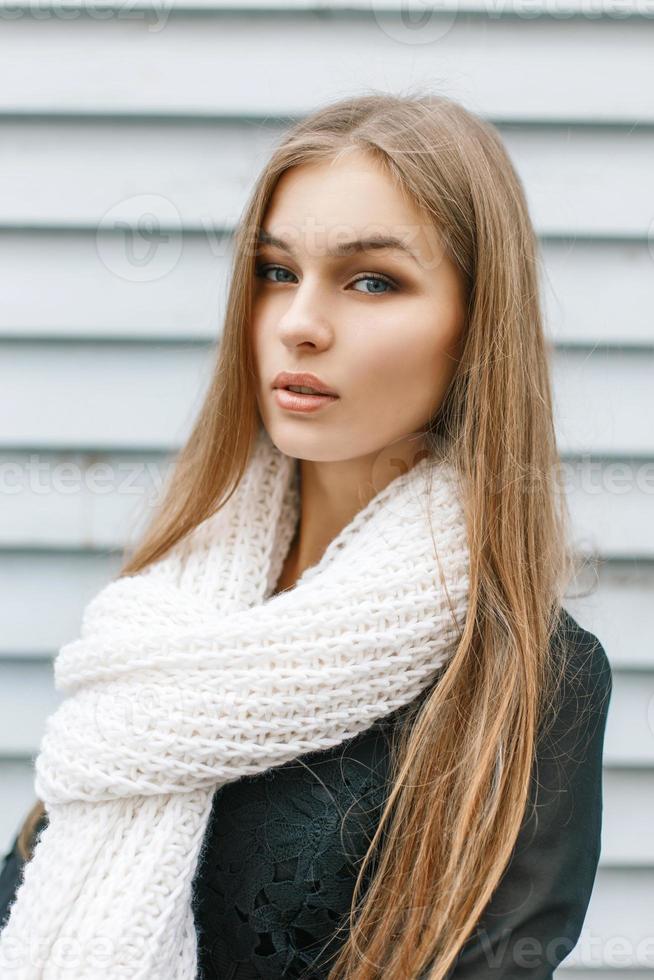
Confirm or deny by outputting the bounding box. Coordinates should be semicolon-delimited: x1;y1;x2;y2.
192;697;405;980
0;608;613;980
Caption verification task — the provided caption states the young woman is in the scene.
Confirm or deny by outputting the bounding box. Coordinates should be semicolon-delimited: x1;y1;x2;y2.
0;92;612;979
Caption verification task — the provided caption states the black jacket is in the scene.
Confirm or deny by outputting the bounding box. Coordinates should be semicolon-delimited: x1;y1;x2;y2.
0;608;612;979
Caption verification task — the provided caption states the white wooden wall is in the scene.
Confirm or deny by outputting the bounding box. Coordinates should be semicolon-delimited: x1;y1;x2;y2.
0;1;652;975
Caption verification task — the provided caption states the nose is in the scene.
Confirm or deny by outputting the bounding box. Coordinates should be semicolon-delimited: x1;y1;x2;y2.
276;277;334;351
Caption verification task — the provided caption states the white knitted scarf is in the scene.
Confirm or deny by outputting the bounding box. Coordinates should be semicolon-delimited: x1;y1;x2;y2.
0;425;469;980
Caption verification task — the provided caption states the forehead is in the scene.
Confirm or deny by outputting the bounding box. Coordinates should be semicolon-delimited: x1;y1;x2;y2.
262;152;445;269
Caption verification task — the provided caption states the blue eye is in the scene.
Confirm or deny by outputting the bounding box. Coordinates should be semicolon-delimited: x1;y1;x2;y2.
351;274;397;295
255;264;297;284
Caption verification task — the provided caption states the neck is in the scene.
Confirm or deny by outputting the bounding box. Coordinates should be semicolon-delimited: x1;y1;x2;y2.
286;431;430;583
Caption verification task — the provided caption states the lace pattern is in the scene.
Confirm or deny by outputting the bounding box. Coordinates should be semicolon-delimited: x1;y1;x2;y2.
191;705;412;979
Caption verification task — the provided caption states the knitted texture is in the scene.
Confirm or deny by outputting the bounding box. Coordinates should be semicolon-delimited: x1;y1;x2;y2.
0;426;470;979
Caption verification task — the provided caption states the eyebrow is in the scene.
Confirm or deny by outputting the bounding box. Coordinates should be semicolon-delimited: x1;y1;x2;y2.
256;229;421;265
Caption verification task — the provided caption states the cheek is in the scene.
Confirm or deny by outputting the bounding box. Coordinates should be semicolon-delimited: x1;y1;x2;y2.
350;305;462;410
415;300;465;406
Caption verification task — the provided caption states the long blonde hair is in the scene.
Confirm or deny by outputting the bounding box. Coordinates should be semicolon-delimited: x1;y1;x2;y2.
19;91;577;978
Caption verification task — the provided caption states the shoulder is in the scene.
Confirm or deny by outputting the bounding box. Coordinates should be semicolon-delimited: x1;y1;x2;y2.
548;605;613;728
552;605;612;687
533;605;613;800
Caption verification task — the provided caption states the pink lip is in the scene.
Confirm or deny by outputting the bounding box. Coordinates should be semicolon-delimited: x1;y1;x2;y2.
271;371;339;397
273;388;339;413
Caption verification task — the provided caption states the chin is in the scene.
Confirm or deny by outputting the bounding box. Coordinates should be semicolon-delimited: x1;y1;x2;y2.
263;424;338;463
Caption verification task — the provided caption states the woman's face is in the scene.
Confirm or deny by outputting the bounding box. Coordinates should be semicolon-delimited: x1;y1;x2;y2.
251;149;467;469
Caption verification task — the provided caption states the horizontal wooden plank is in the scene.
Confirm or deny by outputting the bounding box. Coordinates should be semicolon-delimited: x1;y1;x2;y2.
0;0;651;13
0;553;651;668
565;561;654;670
0;550;123;655
562;868;654;969
0;117;262;230
0;450;173;551
1;232;652;348
0;450;652;555
0;14;651;122
0;342;213;452
602;769;654;866
0;659;62;757
0;657;646;763
1;119;653;236
542;239;654;348
0;760;39;859
0;342;650;456
565;459;654;560
500;126;653;238
0;228;227;342
553;348;653;456
602;670;654;768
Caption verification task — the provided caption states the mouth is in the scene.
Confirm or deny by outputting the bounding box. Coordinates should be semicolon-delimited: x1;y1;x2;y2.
272;386;340;414
271;372;339;397
283;384;330;395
